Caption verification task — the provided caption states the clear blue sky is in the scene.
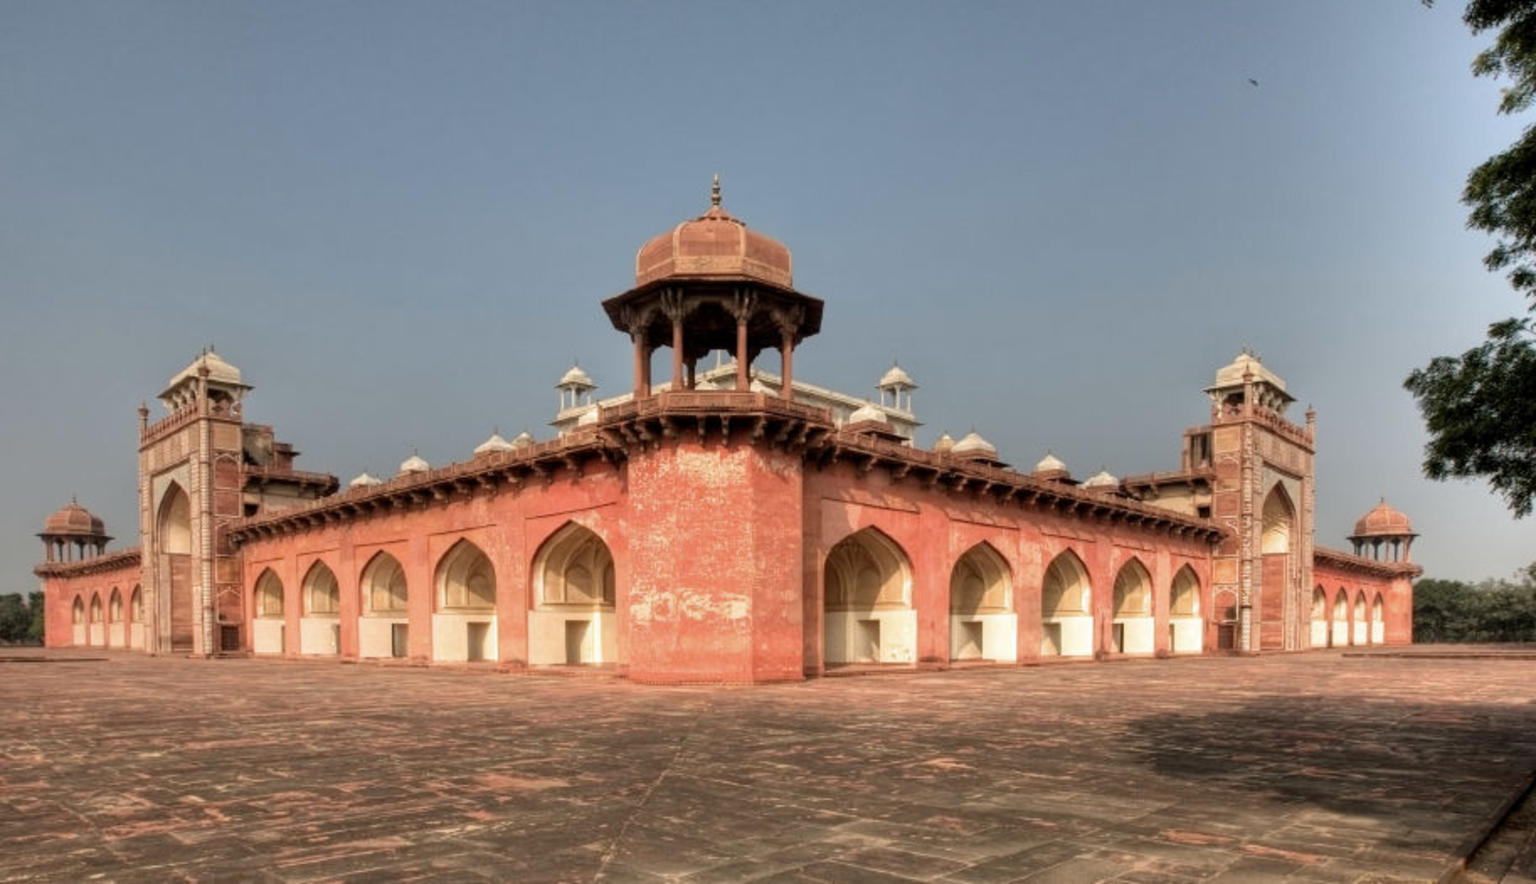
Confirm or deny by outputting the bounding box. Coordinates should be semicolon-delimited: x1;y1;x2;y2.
1;1;1529;585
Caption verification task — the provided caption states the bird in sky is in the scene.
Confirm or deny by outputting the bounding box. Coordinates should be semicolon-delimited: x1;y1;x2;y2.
1248;78;1260;87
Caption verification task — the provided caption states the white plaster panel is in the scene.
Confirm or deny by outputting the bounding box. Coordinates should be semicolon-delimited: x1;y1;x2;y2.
948;613;1017;662
1332;620;1348;647
88;624;103;647
1172;616;1203;653
252;619;284;655
1352;622;1367;645
72;624;85;646
528;610;615;665
359;617;407;659
1042;615;1093;657
108;623;125;648
824;609;916;664
1372;622;1384;644
300;617;340;656
432;613;497;662
1114;616;1155;654
130;623;145;650
1310;619;1328;648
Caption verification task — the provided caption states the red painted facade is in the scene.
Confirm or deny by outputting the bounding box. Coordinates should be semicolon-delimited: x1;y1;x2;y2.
32;189;1420;680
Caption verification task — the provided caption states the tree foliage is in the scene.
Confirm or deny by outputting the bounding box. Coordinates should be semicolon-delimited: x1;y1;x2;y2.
1406;1;1536;515
1414;562;1536;641
0;593;43;645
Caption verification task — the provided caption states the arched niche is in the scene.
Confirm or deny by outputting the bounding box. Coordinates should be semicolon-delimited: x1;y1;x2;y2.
1310;586;1331;648
529;523;617;665
71;597;85;647
358;552;409;660
299;561;341;656
1169;565;1203;654
1353;592;1368;645
1331;589;1349;648
824;528;914;666
1371;594;1385;644
128;585;145;650
432;539;498;664
156;482;194;652
1111;558;1153;654
251;569;286;655
949;542;1014;662
88;593;103;648
1261;485;1295;554
107;588;123;649
1041;549;1092;657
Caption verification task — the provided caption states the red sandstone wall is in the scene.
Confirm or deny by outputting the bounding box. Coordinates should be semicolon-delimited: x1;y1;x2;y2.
235;460;627;665
1309;562;1412;646
41;559;144;649
623;435;804;684
801;463;1215;670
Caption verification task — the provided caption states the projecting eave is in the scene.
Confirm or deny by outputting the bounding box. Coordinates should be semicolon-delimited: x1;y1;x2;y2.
601;275;824;338
34;547;142;579
1314;546;1423;579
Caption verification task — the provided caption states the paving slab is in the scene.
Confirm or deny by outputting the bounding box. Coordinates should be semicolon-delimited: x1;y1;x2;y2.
2;649;1535;882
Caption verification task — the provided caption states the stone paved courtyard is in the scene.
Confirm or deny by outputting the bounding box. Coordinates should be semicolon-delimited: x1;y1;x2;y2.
3;651;1536;882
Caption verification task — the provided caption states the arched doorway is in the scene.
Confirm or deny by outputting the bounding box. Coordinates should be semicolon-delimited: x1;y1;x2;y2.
1041;550;1092;657
1332;589;1349;647
129;586;144;649
1112;559;1153;654
300;561;341;656
948;542;1013;662
108;589;123;648
157;483;194;652
434;540;497;662
359;552;409;659
824;528;913;666
252;569;285;655
531;523;616;665
1372;594;1385;644
1170;566;1203;653
70;596;85;646
1310;587;1330;648
1353;592;1368;646
88;593;103;647
1259;484;1297;651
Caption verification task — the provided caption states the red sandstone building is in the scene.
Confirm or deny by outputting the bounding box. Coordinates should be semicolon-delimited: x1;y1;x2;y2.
33;186;1420;682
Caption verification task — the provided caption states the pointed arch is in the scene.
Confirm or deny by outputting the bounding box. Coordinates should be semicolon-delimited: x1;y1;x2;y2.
1261;484;1294;554
108;588;122;622
533;523;615;609
825;527;911;612
1171;565;1201;617
254;569;284;619
71;596;84;624
89;593;102;622
1371;593;1385;644
303;561;340;616
436;539;496;611
361;552;408;614
1042;549;1090;617
1041;549;1093;657
1112;558;1152;618
156;481;194;652
130;585;142;622
824;527;914;666
949;542;1011;615
1353;591;1368;645
1333;589;1348;621
1310;586;1328;620
1169;565;1203;653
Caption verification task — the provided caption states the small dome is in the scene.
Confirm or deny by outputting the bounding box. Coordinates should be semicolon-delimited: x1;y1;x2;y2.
398;452;430;476
42;499;105;536
952;430;997;458
348;471;382;489
510;431;534;448
557;364;594;389
167;348;244;390
1353;499;1414;537
473;432;515;456
1209;350;1289;394
1083;468;1119;489
1034;451;1067;474
933;432;956;453
848;403;889;424
878;363;916;389
634;176;793;289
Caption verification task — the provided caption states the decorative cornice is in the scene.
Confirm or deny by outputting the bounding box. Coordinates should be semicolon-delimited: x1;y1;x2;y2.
1313;545;1422;579
33;546;142;579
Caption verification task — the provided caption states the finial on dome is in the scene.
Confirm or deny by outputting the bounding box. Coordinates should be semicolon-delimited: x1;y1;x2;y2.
711;173;721;207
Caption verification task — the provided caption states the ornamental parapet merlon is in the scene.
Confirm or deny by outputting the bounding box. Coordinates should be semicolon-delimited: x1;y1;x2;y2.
33;546;142;578
824;432;1226;544
140;400;242;448
1213;406;1314;450
1314;545;1423;579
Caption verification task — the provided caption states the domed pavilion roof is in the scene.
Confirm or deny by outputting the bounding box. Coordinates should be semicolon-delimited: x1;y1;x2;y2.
878;363;916;389
1352;499;1414;538
952;430;998;459
41;498;105;537
633;175;793;289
